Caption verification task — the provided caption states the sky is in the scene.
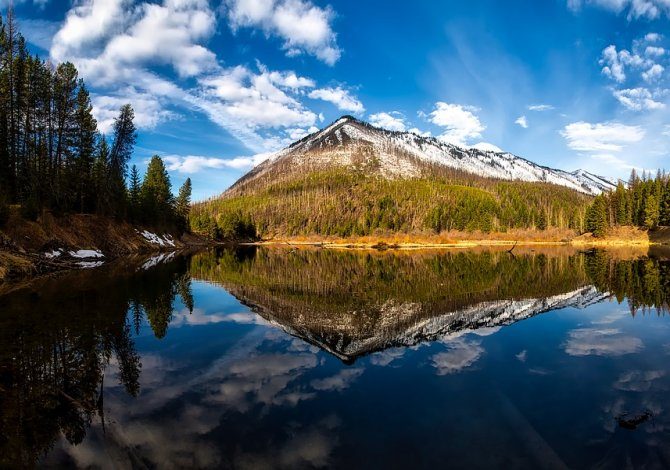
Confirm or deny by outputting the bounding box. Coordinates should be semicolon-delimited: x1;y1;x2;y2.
8;0;670;199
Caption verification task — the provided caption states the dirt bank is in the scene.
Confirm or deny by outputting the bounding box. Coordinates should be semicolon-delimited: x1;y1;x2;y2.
0;210;203;283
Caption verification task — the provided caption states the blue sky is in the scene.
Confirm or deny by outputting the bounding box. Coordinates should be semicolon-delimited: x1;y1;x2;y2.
9;0;670;199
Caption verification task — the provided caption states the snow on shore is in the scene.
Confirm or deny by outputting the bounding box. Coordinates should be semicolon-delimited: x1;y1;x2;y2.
138;230;176;247
69;249;105;259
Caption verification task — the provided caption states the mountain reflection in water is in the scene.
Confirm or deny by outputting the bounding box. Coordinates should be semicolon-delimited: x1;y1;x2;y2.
1;246;670;469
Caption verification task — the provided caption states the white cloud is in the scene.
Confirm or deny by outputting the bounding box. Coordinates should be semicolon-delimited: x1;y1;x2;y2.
369;348;406;366
51;0;132;64
645;46;665;57
515;115;528;128
225;0;341;65
599;36;670;112
199;66;318;129
308;86;364;113
53;0;219;83
258;65;316;89
613;87;666;110
561;121;645;152
163;152;274;172
600;44;651;83
568;0;670;19
427;102;485;146
642;63;665;82
49;0;329;152
368;112;406;131
527;104;554;111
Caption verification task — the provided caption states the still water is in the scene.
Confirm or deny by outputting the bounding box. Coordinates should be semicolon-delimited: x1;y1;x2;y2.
2;246;670;469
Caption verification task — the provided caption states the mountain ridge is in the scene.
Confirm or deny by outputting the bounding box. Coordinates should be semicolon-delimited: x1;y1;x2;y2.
226;115;617;197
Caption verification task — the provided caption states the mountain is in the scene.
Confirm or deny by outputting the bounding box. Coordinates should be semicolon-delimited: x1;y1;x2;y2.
227;115;616;197
194;116;602;238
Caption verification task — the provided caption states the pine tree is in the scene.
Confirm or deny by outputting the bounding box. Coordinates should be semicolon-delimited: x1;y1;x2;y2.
586;194;608;237
94;136;110;214
644;194;660;229
615;182;631;225
175;177;192;231
108;104;136;217
141;156;173;227
128;164;141;222
661;180;670;226
72;81;97;212
52;62;79;210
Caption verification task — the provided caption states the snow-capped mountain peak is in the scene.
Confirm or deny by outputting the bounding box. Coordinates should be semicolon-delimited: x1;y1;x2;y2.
233;116;618;196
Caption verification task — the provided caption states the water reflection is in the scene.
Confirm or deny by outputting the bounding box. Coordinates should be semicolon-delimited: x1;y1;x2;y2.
192;247;605;362
0;257;192;467
0;246;669;468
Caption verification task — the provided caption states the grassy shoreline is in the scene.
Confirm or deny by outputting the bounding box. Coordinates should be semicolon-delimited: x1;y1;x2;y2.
245;226;666;249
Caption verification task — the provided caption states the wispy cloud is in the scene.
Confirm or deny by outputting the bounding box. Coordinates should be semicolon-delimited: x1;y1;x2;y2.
561;121;645;152
527;104;554;111
163;153;274;173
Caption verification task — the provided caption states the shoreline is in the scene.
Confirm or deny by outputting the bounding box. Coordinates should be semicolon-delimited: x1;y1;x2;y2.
243;226;670;250
246;238;658;250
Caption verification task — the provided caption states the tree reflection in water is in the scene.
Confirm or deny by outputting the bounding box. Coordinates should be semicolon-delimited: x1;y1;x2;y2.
0;256;193;467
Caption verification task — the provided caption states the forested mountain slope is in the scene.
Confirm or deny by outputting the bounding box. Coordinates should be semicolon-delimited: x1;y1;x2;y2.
193;117;605;239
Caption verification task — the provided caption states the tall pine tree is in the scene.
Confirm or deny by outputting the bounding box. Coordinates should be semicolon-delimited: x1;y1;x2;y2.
175;177;192;231
108;104;136;218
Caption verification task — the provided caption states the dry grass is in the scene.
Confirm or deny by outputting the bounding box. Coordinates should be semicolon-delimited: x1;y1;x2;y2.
572;226;651;247
254;228;578;249
256;226;670;249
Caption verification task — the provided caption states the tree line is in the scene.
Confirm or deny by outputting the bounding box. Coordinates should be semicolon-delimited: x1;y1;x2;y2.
586;169;670;236
0;12;190;230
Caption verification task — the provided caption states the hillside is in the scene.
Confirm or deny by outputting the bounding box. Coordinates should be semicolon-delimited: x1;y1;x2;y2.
194;116;603;239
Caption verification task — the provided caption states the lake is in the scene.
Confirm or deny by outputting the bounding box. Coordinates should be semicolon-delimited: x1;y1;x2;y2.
1;246;670;469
